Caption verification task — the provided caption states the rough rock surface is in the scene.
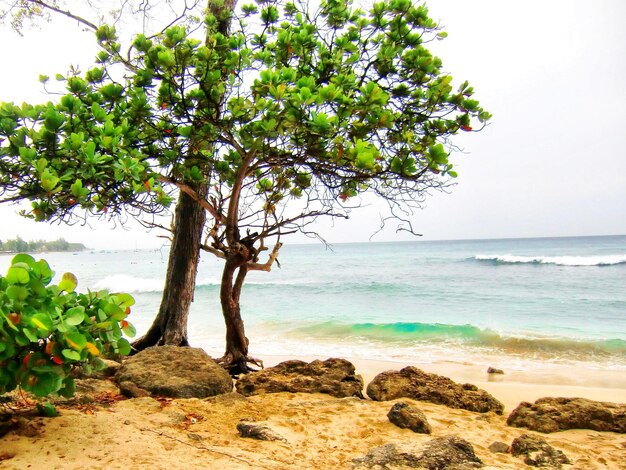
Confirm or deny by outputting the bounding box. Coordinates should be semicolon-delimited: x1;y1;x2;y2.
115;346;233;398
510;434;571;467
237;420;286;442
387;401;432;434
236;358;364;398
507;397;626;433
366;367;504;414
487;441;509;454
352;435;482;469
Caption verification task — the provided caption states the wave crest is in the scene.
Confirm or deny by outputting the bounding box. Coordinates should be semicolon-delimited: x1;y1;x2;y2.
288;321;626;359
474;254;626;266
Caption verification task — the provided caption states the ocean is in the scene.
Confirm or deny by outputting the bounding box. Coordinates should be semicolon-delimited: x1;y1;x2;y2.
2;235;625;381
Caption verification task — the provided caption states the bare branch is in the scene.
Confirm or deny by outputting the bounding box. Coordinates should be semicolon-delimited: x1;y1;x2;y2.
248;242;282;272
28;0;98;30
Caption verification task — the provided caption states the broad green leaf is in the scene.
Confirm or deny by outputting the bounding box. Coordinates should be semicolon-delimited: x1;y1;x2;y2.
61;348;81;361
64;332;87;351
31;313;53;333
6;266;30;285
58;272;78;292
114;293;135;308
116;338;131;356
6;285;29;301
121;322;136;338
12;254;35;267
64;306;85;326
36;402;59;417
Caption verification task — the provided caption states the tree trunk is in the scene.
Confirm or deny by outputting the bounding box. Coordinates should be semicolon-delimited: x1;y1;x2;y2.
132;188;206;351
219;255;251;375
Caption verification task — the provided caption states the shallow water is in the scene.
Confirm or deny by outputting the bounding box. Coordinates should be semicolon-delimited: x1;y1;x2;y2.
2;234;625;375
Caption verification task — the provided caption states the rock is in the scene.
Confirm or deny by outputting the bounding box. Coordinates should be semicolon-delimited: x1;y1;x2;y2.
510;434;571;467
235;358;364;398
487;367;504;375
487;441;509;454
0;417;19;438
237;420;286;442
115;346;233;398
353;435;482;469
507;397;626;433
387;401;432;434
366;367;504;415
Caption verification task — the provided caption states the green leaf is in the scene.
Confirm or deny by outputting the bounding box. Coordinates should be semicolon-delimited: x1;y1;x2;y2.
58;272;78;292
121;322;136;338
58;377;76;398
36;402;59;417
116;338;131;356
64;306;85;326
31;313;53;334
6;285;29;301
31;373;62;397
6;266;30;285
64;332;87;351
61;348;81;361
23;328;38;342
114;293;135;308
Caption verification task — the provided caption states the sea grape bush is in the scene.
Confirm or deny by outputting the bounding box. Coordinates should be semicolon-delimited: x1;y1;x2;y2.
0;254;135;398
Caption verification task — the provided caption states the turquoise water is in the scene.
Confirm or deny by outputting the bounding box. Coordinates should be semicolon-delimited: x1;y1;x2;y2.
2;235;625;371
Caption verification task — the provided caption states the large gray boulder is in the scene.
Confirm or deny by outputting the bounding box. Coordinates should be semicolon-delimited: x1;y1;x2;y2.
235;358;364;398
366;367;504;414
115;346;233;398
352;435;482;469
507;397;626;433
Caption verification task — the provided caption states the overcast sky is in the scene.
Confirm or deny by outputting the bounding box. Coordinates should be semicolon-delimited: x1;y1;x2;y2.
0;0;624;250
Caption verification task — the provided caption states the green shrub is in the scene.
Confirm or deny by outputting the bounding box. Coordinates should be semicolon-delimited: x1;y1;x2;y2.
0;254;136;398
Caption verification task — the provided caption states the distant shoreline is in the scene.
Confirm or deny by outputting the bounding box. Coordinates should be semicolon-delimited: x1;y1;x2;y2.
0;237;87;253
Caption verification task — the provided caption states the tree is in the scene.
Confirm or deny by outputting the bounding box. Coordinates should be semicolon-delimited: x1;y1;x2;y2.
0;0;490;374
0;0;234;349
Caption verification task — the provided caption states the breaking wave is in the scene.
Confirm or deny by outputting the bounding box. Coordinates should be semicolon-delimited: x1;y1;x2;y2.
288;321;626;360
474;254;626;267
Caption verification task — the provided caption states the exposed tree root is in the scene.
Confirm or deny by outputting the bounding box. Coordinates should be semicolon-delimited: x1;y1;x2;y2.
216;354;264;378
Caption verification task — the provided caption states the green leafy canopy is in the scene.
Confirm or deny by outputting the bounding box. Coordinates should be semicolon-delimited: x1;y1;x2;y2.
0;0;490;236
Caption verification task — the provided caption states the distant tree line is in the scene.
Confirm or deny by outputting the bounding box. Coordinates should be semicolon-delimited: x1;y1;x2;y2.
0;237;86;253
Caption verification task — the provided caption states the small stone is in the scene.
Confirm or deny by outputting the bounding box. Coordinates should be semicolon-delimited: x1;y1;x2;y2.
237;421;286;442
387;402;432;434
487;367;504;375
510;434;571;468
488;441;509;454
188;433;203;441
123;420;131;425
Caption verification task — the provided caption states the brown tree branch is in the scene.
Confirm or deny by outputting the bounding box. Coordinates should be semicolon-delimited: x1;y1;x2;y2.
200;243;225;259
29;0;98;30
160;176;223;223
248;242;282;272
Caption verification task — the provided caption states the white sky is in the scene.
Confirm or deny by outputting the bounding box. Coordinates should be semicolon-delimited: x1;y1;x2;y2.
0;0;624;249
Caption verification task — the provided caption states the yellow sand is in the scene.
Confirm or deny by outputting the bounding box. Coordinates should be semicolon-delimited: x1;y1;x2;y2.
1;356;625;469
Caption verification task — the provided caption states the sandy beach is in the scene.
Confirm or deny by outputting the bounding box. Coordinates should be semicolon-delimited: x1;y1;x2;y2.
1;354;625;469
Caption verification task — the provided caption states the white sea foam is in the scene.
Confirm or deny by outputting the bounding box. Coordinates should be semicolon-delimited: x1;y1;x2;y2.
474;254;626;266
93;274;165;293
